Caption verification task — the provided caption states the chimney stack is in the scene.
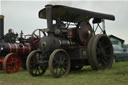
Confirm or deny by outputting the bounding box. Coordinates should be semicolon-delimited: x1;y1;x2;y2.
45;5;53;32
0;15;4;39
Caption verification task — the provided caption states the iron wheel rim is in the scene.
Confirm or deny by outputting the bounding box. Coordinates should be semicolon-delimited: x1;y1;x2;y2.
26;50;47;76
49;49;70;78
92;35;114;69
3;53;21;73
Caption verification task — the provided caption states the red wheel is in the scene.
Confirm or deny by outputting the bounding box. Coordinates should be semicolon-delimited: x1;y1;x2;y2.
3;53;21;73
32;29;46;48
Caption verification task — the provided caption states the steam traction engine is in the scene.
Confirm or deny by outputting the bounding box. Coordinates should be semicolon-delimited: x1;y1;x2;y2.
0;43;32;73
26;5;115;77
0;15;44;73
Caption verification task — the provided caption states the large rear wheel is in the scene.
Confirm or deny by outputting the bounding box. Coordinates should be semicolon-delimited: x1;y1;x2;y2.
88;34;114;70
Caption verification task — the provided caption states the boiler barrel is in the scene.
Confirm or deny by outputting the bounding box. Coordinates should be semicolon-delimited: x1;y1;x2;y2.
0;43;32;55
0;15;4;39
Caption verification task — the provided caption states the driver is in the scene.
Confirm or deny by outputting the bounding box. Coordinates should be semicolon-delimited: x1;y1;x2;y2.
4;29;18;43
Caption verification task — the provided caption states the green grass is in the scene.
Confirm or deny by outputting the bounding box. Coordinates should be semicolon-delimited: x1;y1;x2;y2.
0;61;128;85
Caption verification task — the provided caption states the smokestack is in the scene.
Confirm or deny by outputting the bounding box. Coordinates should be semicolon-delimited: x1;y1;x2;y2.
0;15;4;39
45;4;53;33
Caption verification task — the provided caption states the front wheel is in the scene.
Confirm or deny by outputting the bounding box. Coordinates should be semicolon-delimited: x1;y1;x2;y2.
26;50;47;76
49;49;71;78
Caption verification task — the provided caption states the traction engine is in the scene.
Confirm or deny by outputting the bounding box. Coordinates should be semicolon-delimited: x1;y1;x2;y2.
0;43;32;73
0;15;44;73
26;5;115;78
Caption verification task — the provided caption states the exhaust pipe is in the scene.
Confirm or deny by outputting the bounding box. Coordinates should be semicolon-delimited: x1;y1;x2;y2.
0;15;4;39
45;5;53;33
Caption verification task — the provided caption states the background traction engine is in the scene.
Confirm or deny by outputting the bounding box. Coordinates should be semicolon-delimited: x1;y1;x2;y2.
0;43;32;73
0;29;45;73
0;15;45;73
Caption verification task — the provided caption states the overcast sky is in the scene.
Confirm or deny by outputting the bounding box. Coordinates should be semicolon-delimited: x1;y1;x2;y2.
0;0;128;44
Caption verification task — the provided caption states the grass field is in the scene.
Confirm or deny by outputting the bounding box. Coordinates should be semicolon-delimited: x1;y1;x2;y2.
0;61;128;85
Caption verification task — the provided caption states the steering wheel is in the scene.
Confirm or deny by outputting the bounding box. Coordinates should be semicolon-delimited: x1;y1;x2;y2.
32;29;46;48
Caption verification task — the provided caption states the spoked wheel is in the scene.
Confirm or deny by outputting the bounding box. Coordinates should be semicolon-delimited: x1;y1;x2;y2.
3;53;21;73
49;49;71;78
88;34;114;70
32;29;46;48
26;50;47;76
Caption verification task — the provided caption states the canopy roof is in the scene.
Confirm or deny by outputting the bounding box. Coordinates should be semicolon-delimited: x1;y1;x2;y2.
39;5;115;22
